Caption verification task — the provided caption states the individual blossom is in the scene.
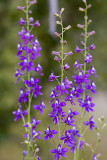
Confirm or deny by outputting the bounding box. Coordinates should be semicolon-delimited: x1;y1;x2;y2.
72;70;90;85
92;154;98;160
74;46;84;53
12;105;28;121
85;80;96;94
18;56;33;72
18;88;30;103
50;143;68;160
84;116;96;131
44;125;58;141
33;99;45;116
78;95;95;112
63;63;70;70
84;53;92;64
49;72;60;82
23;150;28;156
87;65;97;77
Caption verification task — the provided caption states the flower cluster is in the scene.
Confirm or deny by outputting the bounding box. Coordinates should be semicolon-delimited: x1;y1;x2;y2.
13;0;45;159
45;1;102;160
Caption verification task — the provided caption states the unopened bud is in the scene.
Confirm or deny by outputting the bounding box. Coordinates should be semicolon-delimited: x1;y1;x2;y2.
101;116;104;121
88;19;92;25
63;40;67;45
56;21;61;25
102;123;107;129
60;8;65;14
55;32;61;37
79;7;85;12
77;24;85;28
87;4;92;9
97;153;101;158
83;0;86;3
35;148;39;153
65;25;71;30
81;33;85;37
54;13;59;17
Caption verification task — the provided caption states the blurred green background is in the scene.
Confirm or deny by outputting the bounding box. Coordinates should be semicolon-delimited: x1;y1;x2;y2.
0;0;107;159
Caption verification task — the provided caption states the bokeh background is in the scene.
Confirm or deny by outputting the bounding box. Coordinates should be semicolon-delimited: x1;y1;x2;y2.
0;0;107;159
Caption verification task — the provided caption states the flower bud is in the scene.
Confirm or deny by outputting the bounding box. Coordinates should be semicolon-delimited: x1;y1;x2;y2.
55;32;61;37
56;21;61;25
60;8;65;14
87;4;92;9
83;0;86;3
79;7;85;12
77;24;85;28
54;13;60;17
65;25;71;30
35;148;39;153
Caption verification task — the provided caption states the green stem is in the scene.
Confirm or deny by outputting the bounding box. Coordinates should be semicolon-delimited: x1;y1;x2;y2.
76;3;88;160
58;16;64;144
89;124;103;160
25;0;31;160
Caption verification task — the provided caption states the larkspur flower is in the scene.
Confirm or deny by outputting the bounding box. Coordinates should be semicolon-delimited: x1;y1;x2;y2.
84;116;96;131
14;0;45;159
12;105;28;121
78;95;95;112
50;144;68;160
33;99;45;115
23;150;28;156
92;154;98;160
44;125;58;141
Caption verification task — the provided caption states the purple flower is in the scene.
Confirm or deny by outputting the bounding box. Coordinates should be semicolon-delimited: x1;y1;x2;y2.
74;46;84;53
79;141;85;149
73;60;84;73
49;72;60;82
84;53;92;64
50;144;68;160
17;42;23;56
18;88;30;103
63;51;73;56
64;92;75;105
37;156;40;160
48;110;66;125
33;99;45;116
63;63;70;70
85;80;96;94
72;70;90;84
18;56;33;72
60;129;73;146
17;6;26;11
44;125;58;141
89;44;96;50
92;154;98;160
24;76;40;87
15;68;25;83
52;51;61;55
32;63;43;75
84;116;96;131
50;89;58;99
87;66;97;77
12;105;28;121
78;95;95;112
23;150;27;156
51;99;66;113
19;18;26;26
54;56;61;62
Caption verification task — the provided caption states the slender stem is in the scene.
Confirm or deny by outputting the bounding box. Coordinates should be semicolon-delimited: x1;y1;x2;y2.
76;3;88;160
25;0;31;159
89;124;103;160
58;15;64;143
61;16;64;82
